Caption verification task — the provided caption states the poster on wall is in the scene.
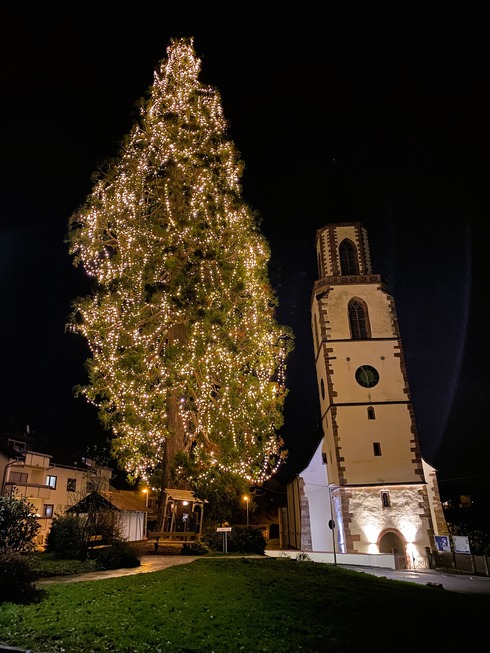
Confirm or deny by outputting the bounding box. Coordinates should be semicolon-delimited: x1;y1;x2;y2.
452;535;471;554
434;535;451;552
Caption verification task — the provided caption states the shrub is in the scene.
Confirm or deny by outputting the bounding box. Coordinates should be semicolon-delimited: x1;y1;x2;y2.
30;551;98;577
45;514;85;559
296;551;312;562
92;541;141;570
181;540;209;555
0;496;40;554
202;528;226;552
0;550;42;604
203;526;266;554
231;526;266;554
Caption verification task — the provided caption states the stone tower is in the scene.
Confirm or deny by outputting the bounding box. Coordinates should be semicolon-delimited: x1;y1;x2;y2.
298;221;448;567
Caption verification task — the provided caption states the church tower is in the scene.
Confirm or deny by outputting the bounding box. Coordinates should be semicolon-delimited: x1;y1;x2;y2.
295;221;448;568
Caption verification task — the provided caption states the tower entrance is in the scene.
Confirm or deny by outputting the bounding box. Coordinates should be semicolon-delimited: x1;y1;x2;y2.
379;531;406;569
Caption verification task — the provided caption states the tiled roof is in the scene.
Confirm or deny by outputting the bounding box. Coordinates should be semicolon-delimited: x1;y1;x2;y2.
67;490;147;513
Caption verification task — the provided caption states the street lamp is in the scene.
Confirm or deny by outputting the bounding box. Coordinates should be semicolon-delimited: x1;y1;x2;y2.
328;484;337;566
142;488;149;539
243;495;250;527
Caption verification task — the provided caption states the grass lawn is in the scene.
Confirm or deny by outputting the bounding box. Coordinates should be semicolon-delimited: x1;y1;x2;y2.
1;556;488;652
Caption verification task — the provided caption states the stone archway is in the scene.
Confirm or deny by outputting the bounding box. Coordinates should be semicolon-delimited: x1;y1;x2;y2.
378;530;407;569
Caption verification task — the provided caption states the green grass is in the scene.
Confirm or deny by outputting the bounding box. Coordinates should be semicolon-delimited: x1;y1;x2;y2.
29;551;99;577
0;557;488;652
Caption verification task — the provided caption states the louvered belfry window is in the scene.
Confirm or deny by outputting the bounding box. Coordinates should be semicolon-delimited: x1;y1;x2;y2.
340;240;359;275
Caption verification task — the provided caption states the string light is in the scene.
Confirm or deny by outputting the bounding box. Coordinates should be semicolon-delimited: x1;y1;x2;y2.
67;37;294;490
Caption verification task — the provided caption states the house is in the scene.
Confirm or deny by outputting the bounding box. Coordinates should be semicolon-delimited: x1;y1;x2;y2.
0;430;113;548
67;490;148;542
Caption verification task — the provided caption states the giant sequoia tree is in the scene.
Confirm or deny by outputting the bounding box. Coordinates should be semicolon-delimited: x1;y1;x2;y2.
67;37;294;502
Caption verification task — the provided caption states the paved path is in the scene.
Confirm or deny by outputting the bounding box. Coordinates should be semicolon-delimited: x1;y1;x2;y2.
341;564;490;595
38;555;200;585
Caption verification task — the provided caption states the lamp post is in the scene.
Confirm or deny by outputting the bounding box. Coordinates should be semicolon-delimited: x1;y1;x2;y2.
142;488;149;538
243;495;250;527
328;484;337;566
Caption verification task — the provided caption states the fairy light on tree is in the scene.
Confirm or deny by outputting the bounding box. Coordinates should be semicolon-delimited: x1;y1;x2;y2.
67;37;294;511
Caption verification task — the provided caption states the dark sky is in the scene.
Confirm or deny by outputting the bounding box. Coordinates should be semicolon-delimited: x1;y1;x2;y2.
1;10;487;499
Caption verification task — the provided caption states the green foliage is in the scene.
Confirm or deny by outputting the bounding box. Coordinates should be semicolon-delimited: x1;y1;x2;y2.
181;540;209;555
92;541;141;570
45;515;85;559
0;550;41;604
203;525;266;555
0;495;40;554
470;530;490;556
80;504;123;548
190;477;250;525
296;551;313;562
67;36;294;496
232;526;266;554
46;508;125;561
29;551;98;578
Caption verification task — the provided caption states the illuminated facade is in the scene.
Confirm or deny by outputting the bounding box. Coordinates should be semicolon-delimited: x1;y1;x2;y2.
0;431;143;547
289;222;448;569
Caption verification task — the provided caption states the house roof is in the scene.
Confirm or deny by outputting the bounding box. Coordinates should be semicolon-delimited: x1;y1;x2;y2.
67;488;206;515
100;491;148;512
67;490;148;514
164;488;207;503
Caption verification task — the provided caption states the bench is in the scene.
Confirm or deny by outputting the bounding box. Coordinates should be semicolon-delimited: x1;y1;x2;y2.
148;531;200;552
148;531;199;542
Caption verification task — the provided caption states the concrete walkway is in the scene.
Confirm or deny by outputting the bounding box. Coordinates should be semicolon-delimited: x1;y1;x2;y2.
38;554;201;585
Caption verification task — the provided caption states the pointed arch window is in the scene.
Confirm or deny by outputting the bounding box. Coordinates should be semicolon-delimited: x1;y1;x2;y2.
348;298;371;339
339;240;359;275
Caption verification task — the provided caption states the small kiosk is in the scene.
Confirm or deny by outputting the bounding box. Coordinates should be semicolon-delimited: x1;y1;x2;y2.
149;488;206;543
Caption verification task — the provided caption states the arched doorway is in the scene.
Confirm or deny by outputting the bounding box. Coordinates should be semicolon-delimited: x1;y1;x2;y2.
378;530;407;569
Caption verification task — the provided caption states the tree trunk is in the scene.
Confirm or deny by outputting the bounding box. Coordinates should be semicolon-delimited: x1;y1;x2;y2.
156;323;189;530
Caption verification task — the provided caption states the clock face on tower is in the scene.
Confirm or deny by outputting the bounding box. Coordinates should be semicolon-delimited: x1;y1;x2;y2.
355;365;380;388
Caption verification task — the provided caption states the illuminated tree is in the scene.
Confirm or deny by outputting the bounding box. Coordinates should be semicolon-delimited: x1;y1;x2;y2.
67;37;294;503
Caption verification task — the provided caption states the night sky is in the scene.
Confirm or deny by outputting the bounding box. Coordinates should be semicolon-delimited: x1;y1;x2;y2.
1;10;487;500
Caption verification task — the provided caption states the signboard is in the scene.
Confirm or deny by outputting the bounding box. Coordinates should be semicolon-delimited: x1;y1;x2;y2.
452;535;471;554
216;527;232;532
434;535;451;552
